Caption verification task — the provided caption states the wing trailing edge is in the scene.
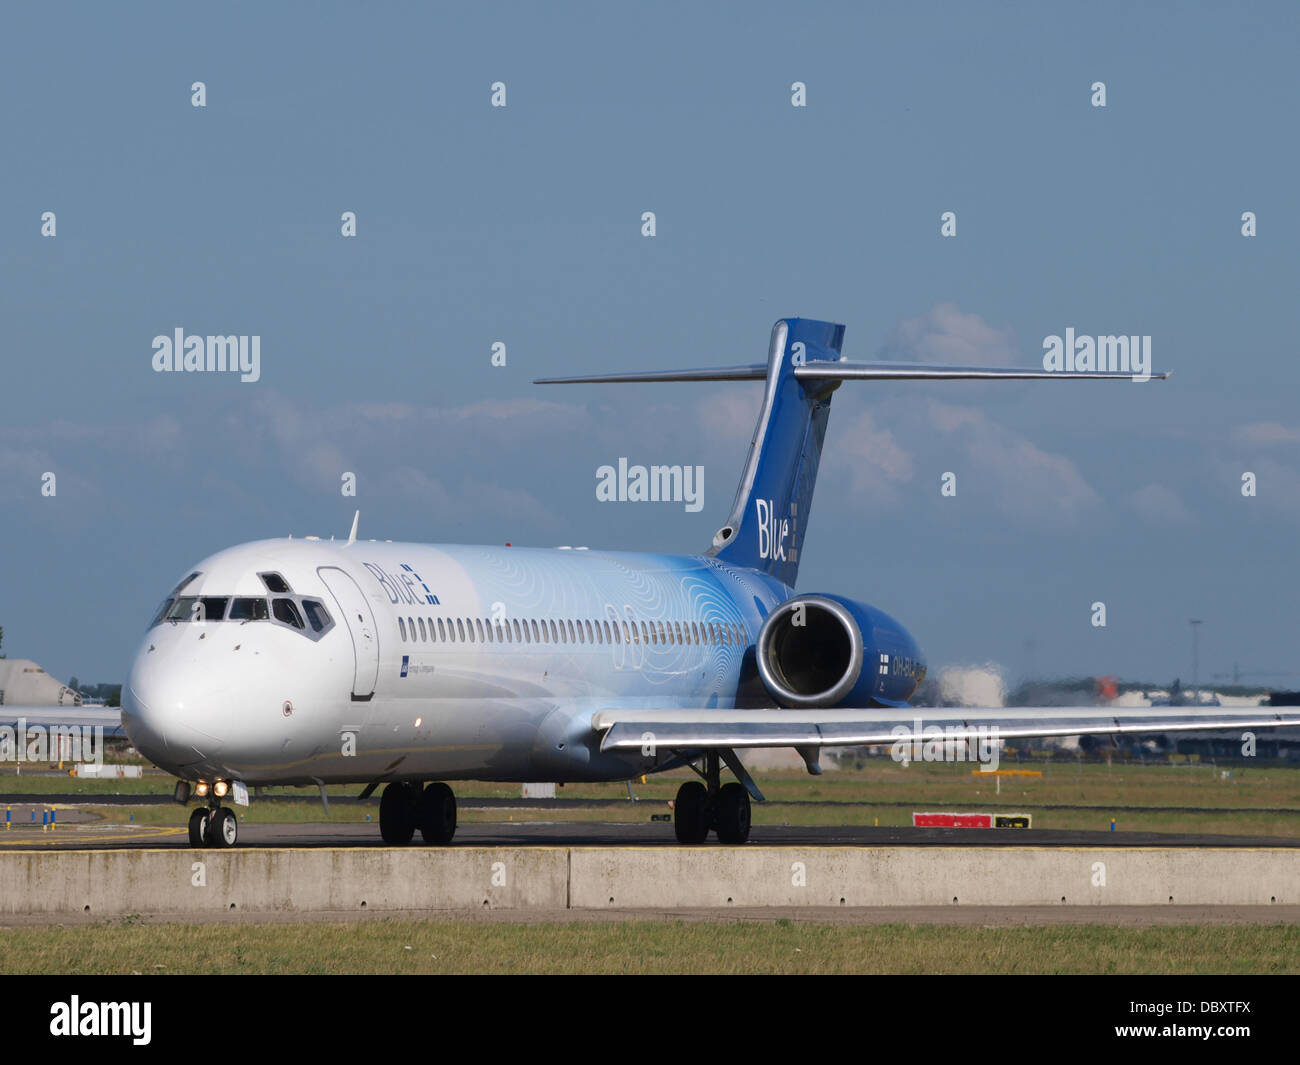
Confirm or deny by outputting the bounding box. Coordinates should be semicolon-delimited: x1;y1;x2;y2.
591;707;1298;753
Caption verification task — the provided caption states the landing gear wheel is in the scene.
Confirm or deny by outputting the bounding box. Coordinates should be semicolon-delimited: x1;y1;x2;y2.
418;782;457;844
673;780;711;844
379;782;415;844
714;782;751;844
188;808;210;847
209;806;238;848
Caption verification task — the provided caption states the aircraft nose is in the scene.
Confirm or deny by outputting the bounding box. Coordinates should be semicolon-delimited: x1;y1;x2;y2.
121;648;231;769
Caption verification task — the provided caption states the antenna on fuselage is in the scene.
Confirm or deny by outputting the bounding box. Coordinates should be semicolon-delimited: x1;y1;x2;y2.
347;510;359;546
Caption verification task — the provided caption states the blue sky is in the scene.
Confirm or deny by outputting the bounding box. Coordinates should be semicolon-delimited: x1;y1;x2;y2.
2;1;1298;689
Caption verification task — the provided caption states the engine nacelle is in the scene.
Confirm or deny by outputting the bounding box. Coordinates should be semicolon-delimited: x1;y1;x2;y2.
755;593;925;708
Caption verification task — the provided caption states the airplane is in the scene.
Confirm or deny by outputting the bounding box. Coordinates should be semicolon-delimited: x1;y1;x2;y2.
117;317;1300;848
1;658;126;751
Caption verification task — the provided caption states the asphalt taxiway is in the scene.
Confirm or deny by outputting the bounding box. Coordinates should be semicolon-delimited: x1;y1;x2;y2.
3;819;1299;850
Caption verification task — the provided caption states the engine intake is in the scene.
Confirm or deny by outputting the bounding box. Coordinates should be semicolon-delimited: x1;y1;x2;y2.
756;595;865;708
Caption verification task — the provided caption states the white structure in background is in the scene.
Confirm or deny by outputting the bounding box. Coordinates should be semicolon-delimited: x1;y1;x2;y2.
0;660;81;707
938;664;1006;708
1112;688;1269;708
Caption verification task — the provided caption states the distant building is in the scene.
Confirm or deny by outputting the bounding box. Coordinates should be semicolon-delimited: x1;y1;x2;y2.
0;659;82;707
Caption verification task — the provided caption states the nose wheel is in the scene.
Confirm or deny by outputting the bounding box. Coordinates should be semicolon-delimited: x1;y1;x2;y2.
188;805;238;848
188;807;209;846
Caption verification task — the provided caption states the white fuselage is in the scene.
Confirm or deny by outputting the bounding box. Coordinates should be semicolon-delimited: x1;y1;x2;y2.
121;537;789;787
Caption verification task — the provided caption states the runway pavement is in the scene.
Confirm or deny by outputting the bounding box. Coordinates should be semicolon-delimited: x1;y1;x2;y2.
3;818;1299;849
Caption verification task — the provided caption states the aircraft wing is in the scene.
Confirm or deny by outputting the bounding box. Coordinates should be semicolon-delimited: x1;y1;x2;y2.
0;707;126;738
591;706;1300;753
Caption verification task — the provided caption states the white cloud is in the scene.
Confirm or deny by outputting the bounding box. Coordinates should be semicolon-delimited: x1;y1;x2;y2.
922;400;1101;522
836;410;915;504
879;302;1021;366
1123;483;1192;525
1235;422;1300;446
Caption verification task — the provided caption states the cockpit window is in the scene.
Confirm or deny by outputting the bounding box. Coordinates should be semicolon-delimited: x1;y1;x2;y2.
229;597;269;621
167;596;230;622
171;571;201;596
272;598;305;629
259;572;292;594
151;588;332;639
302;600;331;633
150;598;175;628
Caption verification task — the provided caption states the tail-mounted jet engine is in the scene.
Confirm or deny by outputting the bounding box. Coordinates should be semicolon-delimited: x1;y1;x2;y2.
755;594;924;708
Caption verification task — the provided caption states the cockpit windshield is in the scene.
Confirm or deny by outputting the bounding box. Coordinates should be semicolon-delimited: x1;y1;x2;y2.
229;597;270;621
149;589;333;640
166;596;230;623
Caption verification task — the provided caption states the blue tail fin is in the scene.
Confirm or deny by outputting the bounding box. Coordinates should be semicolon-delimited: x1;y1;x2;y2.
707;318;845;587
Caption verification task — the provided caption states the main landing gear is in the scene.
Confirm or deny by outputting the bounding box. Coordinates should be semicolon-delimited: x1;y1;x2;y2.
379;781;457;845
673;750;753;845
188;803;239;848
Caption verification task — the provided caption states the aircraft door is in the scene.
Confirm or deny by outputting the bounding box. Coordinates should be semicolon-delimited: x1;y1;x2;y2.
318;566;380;698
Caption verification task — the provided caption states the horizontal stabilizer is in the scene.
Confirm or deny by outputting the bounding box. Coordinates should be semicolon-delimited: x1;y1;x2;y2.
535;364;767;384
795;361;1169;382
536;362;1168;385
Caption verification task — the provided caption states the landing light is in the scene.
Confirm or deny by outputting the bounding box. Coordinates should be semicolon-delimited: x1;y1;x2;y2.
195;781;210;798
414;717;423;728
213;780;229;798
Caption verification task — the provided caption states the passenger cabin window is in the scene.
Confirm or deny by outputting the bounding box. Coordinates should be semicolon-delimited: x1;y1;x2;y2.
398;617;407;641
418;618;427;641
259;572;292;594
437;618;446;641
229;598;269;621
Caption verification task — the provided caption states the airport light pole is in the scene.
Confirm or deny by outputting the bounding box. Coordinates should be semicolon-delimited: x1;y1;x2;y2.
1189;619;1203;706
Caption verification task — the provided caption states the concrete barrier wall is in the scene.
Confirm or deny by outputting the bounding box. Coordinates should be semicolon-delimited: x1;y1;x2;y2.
568;847;1300;908
0;849;569;915
1;847;1296;916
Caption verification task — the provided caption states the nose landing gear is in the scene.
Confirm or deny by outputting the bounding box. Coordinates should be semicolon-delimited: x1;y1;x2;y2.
187;804;238;848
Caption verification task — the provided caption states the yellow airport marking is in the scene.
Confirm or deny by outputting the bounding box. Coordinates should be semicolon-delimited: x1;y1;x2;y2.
0;825;185;847
972;769;1040;780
